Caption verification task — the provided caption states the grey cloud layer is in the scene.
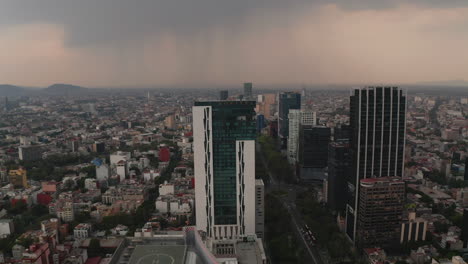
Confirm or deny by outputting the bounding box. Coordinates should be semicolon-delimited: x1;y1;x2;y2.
1;0;467;47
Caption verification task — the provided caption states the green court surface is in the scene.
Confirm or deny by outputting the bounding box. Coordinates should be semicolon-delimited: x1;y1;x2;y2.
128;245;186;264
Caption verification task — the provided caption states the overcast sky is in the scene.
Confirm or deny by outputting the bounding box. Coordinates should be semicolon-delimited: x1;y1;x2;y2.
1;0;467;87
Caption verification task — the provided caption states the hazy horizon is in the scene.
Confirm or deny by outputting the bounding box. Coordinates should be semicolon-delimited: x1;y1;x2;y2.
1;1;468;87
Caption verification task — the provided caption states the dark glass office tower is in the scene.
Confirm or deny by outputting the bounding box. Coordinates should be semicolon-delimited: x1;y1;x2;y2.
327;140;351;212
193;101;257;239
346;86;407;244
278;92;301;146
464;158;468;182
462;209;468;248
219;90;229;100
334;125;351;142
300;126;331;168
243;83;253;99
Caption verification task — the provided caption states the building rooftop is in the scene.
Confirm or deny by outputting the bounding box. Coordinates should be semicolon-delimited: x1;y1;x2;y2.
194;101;256;106
360;177;404;184
128;245;186;264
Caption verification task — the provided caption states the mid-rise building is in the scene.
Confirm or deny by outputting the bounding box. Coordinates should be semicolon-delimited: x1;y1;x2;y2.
159;182;175;196
301;110;316;126
54;201;75;222
84;178;98;190
0;219;14;238
400;211;428;244
193;101;256;240
18;145;43;161
110;151;131;166
255;179;264;239
357;177;405;247
92;142;105;153
12;244;25;260
116;160;127;181
96;164;111;181
278;92;301;147
74;223;92;239
9;167;28;188
165;115;176;130
0;166;7;183
68;139;80;153
256;94;276;119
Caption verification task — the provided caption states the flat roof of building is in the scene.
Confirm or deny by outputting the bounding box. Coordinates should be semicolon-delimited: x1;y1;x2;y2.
235;241;265;264
194;101;256;106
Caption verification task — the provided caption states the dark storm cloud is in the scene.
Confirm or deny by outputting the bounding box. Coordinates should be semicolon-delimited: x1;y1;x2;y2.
1;0;467;47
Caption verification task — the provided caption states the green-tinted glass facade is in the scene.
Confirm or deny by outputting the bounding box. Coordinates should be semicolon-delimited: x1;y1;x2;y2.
195;101;256;225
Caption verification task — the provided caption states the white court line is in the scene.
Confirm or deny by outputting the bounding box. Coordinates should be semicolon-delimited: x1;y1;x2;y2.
135;253;175;264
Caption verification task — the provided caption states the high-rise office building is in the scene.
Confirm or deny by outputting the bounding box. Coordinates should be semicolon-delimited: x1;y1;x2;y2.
278;92;301;147
346;86;407;244
219;90;229;101
357;177;405;247
193;101;256;240
298;126;331;182
287;110;302;164
327;140;351;212
287;110;319;166
243;83;253;99
300;126;331;169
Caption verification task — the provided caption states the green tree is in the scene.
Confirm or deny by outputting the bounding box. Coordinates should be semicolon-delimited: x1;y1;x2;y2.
17;236;34;248
8;200;27;215
87;238;101;258
31;204;49;217
80;165;96;178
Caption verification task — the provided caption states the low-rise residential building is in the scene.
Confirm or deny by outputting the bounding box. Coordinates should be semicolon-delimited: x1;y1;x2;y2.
74;223;92;239
0;219;14;238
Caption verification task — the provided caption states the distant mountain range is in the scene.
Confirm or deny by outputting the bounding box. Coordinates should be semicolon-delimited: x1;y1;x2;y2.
0;81;466;97
0;83;87;97
42;84;87;95
0;84;28;96
413;80;468;87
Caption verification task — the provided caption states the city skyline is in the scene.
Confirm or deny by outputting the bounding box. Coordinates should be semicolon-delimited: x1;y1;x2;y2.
1;1;468;263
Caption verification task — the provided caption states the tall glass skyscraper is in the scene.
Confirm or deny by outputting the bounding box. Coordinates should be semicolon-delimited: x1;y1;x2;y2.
243;83;253;99
278;92;301;147
345;86;407;244
193;101;256;240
